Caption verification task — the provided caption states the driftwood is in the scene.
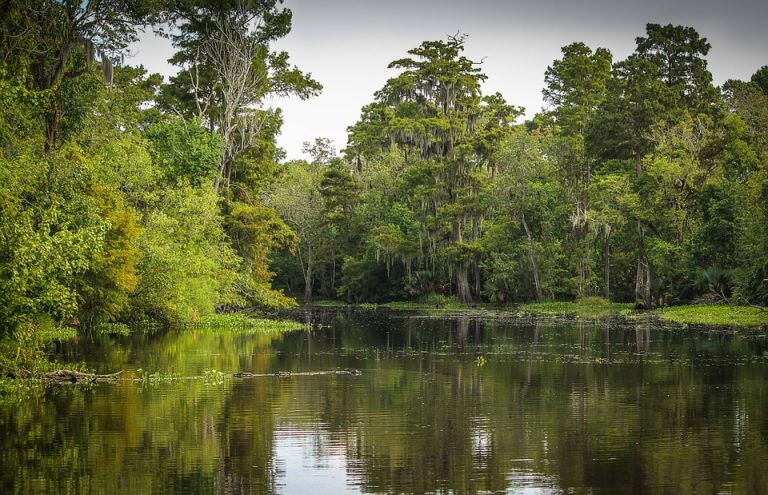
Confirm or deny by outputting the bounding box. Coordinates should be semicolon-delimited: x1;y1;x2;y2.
34;368;361;385
232;369;362;378
44;369;124;384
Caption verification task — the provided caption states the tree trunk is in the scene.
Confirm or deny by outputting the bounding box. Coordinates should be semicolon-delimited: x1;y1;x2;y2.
634;223;645;307
522;213;543;302
473;255;481;301
456;262;473;304
635;254;644;307
644;260;652;309
603;230;611;300
451;219;473;304
633;153;652;309
44;97;59;153
303;244;313;304
214;166;222;192
214;156;227;193
634;223;653;309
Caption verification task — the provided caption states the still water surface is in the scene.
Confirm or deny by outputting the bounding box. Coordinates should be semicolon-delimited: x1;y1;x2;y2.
2;309;768;494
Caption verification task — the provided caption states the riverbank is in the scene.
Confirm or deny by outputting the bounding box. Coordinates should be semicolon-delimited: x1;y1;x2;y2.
311;298;768;327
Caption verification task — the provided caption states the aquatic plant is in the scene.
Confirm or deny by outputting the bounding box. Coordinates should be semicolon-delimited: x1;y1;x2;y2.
657;304;768;327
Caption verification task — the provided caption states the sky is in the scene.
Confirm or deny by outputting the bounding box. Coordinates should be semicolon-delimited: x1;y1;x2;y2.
129;0;768;160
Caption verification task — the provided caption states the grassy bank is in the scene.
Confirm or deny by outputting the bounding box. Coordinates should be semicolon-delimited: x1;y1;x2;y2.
656;304;768;327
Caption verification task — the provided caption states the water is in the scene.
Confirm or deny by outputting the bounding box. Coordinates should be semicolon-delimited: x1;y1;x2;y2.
2;309;767;494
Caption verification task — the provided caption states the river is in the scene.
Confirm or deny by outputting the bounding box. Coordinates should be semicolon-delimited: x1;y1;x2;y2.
1;308;767;494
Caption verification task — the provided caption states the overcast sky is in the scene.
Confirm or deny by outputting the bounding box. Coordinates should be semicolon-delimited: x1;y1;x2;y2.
130;0;768;160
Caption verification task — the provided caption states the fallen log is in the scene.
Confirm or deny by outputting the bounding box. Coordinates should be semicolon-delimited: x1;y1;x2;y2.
232;369;362;378
44;369;124;384
36;368;361;384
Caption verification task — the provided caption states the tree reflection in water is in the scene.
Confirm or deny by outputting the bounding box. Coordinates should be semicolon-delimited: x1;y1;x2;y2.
1;309;767;494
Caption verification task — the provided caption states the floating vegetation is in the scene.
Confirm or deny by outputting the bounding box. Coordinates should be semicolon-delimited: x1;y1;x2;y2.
520;297;633;319
135;368;182;384
190;313;307;333
203;368;225;385
39;326;78;342
310;300;349;308
92;322;132;336
656;304;768;327
382;295;464;310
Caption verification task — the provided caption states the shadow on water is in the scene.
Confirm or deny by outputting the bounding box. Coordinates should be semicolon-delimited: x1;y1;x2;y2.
2;308;768;494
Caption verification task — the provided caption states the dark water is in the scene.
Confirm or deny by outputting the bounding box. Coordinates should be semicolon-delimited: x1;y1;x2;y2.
2;309;768;494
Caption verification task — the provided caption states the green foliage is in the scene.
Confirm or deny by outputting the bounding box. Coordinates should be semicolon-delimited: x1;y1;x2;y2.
0;143;108;333
693;266;731;301
0;1;312;372
0;317;77;376
145;117;223;186
0;0;160;149
76;183;143;327
132;184;240;324
751;66;768;94
543;42;612;134
224;201;297;309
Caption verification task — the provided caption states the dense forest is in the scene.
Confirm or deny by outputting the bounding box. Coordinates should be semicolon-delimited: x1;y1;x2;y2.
1;0;767;357
270;29;768;309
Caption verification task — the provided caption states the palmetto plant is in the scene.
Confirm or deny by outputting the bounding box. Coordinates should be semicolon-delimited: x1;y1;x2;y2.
695;266;731;302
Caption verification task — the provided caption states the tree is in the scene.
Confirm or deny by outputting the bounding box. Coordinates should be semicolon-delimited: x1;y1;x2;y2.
162;0;321;192
0;143;108;334
0;0;157;150
145;116;224;186
635;24;719;116
588;24;718;308
347;35;520;303
267;161;327;303
490;128;561;301
543;42;612;295
589;165;635;300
